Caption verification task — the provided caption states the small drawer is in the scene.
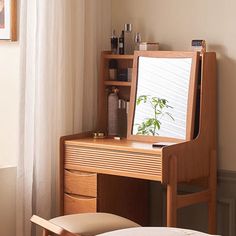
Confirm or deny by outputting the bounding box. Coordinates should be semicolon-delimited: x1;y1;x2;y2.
64;170;97;197
64;193;97;215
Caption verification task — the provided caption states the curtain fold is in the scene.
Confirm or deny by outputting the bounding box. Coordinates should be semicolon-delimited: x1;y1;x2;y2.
16;1;111;236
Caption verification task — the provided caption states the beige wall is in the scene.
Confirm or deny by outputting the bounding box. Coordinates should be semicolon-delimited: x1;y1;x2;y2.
0;42;19;166
0;167;16;236
0;41;19;235
112;0;236;171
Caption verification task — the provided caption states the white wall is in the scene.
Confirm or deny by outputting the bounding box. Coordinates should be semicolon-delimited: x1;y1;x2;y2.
112;0;236;171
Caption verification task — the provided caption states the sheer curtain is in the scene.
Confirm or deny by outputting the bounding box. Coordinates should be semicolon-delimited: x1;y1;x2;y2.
16;1;111;236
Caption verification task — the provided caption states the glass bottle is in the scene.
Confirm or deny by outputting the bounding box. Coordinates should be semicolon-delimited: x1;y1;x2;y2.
108;88;119;135
124;23;134;54
119;31;124;55
110;30;118;54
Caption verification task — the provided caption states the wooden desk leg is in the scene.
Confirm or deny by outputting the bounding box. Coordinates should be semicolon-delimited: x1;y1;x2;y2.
208;150;217;234
167;155;177;227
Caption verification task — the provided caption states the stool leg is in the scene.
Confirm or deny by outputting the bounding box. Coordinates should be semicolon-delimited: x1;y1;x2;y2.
167;155;177;227
208;150;217;234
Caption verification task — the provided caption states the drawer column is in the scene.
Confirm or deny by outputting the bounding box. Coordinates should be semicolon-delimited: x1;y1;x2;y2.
64;170;97;215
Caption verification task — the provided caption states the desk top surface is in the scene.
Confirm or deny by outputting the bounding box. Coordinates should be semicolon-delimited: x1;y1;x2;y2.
65;137;179;155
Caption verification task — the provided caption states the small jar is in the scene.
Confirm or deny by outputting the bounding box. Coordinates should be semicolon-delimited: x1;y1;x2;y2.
108;59;117;81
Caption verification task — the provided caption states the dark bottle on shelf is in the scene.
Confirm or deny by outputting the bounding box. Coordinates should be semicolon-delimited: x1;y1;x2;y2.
111;30;118;54
119;30;124;55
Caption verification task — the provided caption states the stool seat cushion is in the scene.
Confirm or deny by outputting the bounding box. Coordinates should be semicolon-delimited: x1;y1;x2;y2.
50;213;140;236
97;227;220;236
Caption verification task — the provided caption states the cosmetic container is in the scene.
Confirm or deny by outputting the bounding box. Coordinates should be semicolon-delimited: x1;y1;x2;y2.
119;31;124;55
124;23;134;54
111;30;118;54
108;88;119;135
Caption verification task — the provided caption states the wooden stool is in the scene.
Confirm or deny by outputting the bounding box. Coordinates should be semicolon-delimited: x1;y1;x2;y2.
31;213;140;236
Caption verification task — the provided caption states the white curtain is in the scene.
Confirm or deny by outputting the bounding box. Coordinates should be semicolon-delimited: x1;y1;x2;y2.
16;1;111;236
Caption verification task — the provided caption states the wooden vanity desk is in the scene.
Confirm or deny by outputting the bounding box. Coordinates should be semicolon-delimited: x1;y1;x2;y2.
64;137;164;181
61;51;217;234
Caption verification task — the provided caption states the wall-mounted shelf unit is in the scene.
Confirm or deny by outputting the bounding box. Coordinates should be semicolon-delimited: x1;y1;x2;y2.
98;51;134;135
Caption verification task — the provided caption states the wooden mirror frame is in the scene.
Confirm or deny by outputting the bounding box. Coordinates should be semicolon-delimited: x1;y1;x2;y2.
127;51;200;143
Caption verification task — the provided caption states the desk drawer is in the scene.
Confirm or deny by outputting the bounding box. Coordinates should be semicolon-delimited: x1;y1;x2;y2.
64;194;97;214
65;145;163;181
64;170;97;197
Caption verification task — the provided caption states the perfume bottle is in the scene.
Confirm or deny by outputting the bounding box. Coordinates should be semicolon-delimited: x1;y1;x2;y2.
124;23;134;54
110;30;118;54
119;31;124;55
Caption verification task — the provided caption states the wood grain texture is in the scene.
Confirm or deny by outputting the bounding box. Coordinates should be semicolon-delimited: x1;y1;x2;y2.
97;51;133;134
10;0;17;41
166;155;177;227
64;170;97;197
60;52;217;233
65;141;163;181
163;52;217;233
103;52;134;60
162;52;217;183
177;190;210;209
65;138;163;155
60;132;93;214
98;174;149;226
104;81;132;87
64;194;97;215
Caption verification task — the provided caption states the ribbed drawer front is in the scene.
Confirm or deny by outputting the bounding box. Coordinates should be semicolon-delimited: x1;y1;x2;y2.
64;194;97;215
65;145;163;180
64;170;97;197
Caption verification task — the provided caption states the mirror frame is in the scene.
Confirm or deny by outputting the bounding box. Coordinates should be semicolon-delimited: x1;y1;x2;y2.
127;51;200;143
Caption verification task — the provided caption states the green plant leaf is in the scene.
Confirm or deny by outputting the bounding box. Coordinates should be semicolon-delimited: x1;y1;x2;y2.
135;94;174;136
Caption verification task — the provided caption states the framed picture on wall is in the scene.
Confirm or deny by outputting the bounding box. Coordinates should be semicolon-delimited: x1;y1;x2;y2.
0;0;17;41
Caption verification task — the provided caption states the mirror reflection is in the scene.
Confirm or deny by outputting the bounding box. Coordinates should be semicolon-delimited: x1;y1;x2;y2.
132;56;192;139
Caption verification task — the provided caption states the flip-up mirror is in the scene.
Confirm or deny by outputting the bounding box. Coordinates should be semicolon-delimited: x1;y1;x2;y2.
127;51;199;142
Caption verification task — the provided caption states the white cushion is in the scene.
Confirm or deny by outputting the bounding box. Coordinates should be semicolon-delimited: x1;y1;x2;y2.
50;213;140;236
97;227;221;236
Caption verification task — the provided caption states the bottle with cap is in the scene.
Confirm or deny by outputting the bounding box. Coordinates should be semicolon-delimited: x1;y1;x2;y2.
108;88;119;136
124;23;134;54
111;30;118;54
119;31;124;55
